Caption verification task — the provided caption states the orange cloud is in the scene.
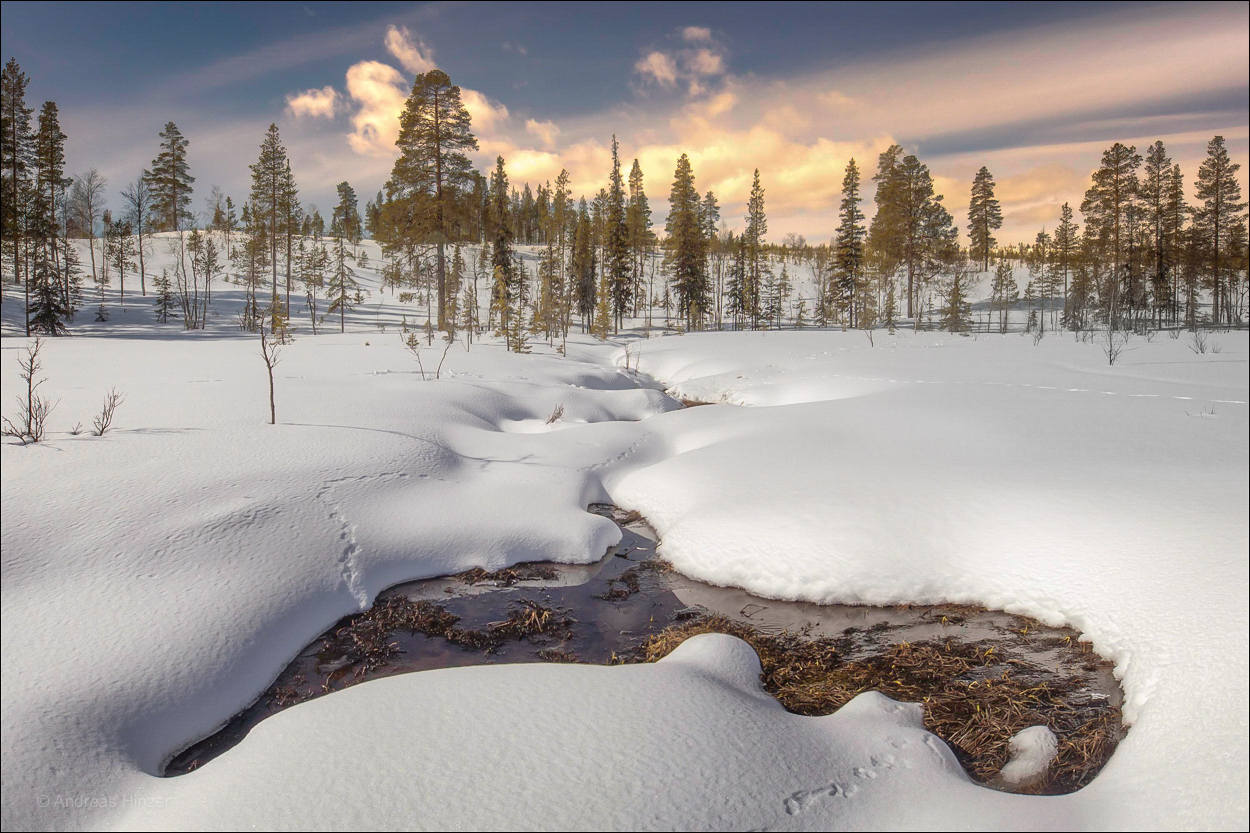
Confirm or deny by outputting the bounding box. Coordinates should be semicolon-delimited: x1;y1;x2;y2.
286;86;337;119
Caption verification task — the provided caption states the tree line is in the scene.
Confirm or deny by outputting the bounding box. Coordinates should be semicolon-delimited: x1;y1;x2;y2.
3;57;1246;344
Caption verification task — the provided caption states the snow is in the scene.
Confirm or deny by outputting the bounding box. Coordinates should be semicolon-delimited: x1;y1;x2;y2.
1000;726;1059;788
2;235;1247;830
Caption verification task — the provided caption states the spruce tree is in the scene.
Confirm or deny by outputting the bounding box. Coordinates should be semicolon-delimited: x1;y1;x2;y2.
144;122;193;231
153;268;176;323
1053;203;1079;328
248;123;289;319
967;166;1002;272
626;158;652;317
605;135;631;330
1194;136;1246;325
326;231;362;333
488;156;518;335
744;169;769;328
665;154;706;329
390;69;478;329
834;157;866;326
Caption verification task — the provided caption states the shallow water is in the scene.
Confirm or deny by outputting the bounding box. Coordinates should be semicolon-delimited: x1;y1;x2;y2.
165;504;1122;785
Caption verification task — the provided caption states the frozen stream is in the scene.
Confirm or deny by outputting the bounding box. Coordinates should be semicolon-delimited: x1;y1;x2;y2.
166;505;1123;792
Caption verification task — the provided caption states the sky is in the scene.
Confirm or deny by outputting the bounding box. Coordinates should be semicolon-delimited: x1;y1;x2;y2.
3;1;1247;244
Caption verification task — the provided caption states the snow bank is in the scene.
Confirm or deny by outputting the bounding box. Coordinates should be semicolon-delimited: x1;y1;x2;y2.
611;328;1249;829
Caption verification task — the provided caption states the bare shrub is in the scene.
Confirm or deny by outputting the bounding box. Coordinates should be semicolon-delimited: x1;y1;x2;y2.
260;323;281;425
1189;330;1209;354
2;338;58;444
546;403;565;424
92;388;126;436
1100;328;1131;366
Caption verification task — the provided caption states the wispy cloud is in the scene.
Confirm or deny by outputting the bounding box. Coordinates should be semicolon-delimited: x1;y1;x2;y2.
384;25;436;75
286;86;338;119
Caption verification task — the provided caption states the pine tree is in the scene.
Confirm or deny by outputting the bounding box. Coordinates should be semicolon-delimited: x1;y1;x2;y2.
1194;136;1246;325
488;156;519;335
248;123;289;317
605;135;631;330
869;146;956;318
391;69;478;329
1081;142;1141;326
2;58;34;315
967;166;1002;272
144;122;194;231
1053;203;1079;328
326;232;362;333
744;169;768;328
626;159;652;317
1165;165;1188;325
834;157;866;326
571;199;596;329
153;268;176;323
664;154;706;329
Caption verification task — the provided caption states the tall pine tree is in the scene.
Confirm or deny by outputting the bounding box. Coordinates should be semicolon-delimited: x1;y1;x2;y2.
145;122;194;232
390;70;478;330
967;166;1002;272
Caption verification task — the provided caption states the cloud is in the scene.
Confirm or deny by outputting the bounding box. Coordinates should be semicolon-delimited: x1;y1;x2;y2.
682;26;712;43
345;60;408;156
817;90;857;109
526;119;560;148
286;86;338;119
384;25;435;74
635;52;678;86
462;89;510;134
686;49;724;77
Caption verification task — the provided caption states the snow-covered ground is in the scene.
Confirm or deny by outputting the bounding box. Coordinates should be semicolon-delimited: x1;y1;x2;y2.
2;236;1246;830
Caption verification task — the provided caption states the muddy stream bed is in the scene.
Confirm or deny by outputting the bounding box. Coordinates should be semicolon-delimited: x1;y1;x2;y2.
166;505;1123;794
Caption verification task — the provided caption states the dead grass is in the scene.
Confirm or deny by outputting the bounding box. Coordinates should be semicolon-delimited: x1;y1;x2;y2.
456;563;559;587
621;615;1120;794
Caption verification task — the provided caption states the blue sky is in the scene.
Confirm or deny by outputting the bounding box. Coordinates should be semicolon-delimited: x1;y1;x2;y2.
3;1;1247;241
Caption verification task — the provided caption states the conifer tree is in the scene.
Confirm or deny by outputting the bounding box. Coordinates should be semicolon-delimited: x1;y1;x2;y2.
869;146;955;318
605;135;631;330
1081;142;1141;326
834;157;866;326
1052;203;1079;328
153;268;176;323
665;154;707;329
625;158;652;317
145;122;194;231
1194;136;1246;325
391;70;478;329
248;123;289;318
2;58;34;312
744;169;769;327
326;230;362;333
967;166;1002;272
488;156;519;332
1166;165;1188;324
571;199;596;330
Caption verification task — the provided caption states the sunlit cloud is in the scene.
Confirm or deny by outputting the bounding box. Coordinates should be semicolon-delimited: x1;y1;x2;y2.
384;25;435;74
635;52;678;87
525;119;560;148
462;89;510;134
286;86;338;119
681;26;712;43
345;60;408;156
